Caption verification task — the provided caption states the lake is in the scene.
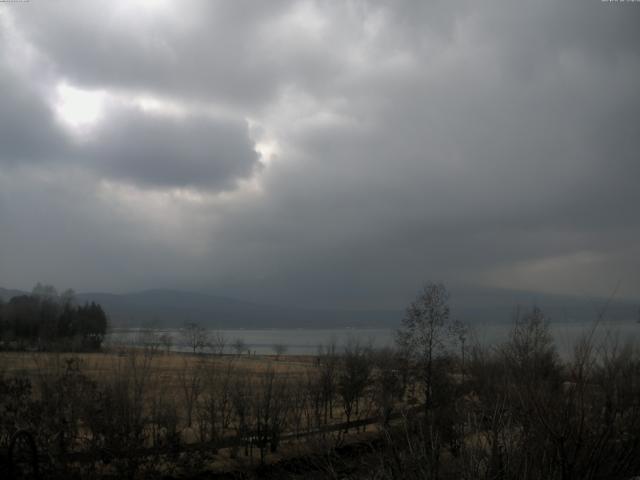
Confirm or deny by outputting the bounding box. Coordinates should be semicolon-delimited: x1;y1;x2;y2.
105;319;639;358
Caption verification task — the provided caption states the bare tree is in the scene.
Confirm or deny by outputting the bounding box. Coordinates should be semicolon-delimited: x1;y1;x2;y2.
210;330;226;356
338;339;372;431
230;375;252;458
232;338;246;356
502;305;558;384
197;358;235;448
450;319;469;381
137;322;163;354
159;332;173;354
304;369;325;430
317;341;338;423
372;347;404;425
251;368;290;462
272;343;288;360
178;358;203;428
181;322;209;354
288;377;309;437
83;348;157;477
396;283;453;413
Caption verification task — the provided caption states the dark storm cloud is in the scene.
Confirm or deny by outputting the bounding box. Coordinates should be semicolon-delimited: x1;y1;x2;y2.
1;0;639;305
0;68;258;191
0;61;68;166
84;107;259;189
198;1;640;305
6;0;320;107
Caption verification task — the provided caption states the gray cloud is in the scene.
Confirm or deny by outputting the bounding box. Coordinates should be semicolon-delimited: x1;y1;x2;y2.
84;106;259;189
1;0;639;307
0;67;259;191
0;62;68;166
7;1;309;107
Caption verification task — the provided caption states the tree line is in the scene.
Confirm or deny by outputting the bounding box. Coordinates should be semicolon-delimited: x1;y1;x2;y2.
0;283;108;351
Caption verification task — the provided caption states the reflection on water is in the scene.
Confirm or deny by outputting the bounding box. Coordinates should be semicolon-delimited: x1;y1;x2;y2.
105;320;639;358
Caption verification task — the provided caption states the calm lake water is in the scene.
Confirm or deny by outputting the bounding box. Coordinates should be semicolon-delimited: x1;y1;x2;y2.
105;320;639;358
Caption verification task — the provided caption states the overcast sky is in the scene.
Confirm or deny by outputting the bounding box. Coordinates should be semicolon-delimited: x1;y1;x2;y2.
0;0;639;308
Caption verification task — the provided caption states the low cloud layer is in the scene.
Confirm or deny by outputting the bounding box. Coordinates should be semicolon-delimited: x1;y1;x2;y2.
1;1;639;308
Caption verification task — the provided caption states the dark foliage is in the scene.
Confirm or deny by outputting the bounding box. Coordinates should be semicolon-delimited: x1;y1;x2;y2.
0;286;108;351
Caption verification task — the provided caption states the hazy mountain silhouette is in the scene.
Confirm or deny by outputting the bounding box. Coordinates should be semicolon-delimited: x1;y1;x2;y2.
74;289;398;328
1;286;637;328
0;287;27;300
449;285;638;326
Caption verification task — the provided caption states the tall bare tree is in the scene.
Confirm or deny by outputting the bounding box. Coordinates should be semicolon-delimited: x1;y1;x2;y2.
210;330;226;355
338;339;372;431
178;358;203;428
272;343;287;360
397;283;452;413
232;338;246;356
317;341;338;423
181;322;209;354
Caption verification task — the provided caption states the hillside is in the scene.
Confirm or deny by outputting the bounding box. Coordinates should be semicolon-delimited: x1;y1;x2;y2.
1;286;637;328
0;287;27;301
75;290;398;328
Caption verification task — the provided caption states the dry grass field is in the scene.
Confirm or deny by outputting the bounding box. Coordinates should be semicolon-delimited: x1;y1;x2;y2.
0;349;321;432
0;348;388;477
0;349;315;380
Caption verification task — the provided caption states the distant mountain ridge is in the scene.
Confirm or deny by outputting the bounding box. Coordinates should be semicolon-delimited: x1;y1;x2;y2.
1;286;638;328
449;285;639;326
0;287;27;300
74;289;398;328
